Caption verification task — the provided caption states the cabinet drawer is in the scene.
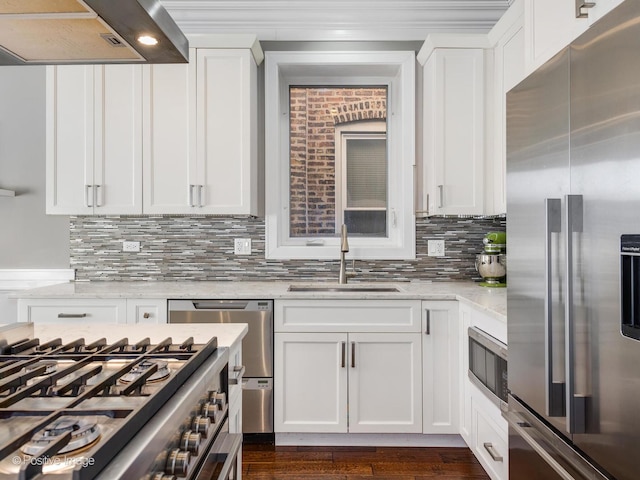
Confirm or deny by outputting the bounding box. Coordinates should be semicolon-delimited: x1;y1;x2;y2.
20;299;127;324
275;300;421;332
126;299;167;324
473;401;508;480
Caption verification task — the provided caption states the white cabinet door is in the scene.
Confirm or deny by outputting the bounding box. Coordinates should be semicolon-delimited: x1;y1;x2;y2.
487;3;525;216
94;65;142;214
46;65;94;215
46;65;142;215
524;0;590;73
349;332;422;433
423;48;485;215
143;48;258;215
126;299;167;324
196;49;258;215
19;299;127;324
422;301;459;434
458;303;473;445
142;53;197;214
274;332;348;433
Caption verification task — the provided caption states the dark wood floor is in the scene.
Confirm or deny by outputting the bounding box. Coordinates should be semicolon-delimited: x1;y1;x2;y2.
242;444;490;479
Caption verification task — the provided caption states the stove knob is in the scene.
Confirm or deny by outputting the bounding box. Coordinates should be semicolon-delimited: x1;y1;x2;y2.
165;448;190;477
191;415;211;438
151;474;176;480
200;402;222;423
208;390;227;409
180;430;202;455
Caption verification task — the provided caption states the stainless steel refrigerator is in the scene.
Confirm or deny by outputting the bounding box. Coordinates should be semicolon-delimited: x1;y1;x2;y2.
506;1;640;478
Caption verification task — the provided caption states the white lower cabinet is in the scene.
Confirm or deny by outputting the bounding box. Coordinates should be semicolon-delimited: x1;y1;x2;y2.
19;299;128;324
422;301;459;434
274;331;421;434
459;302;508;480
274;332;347;433
18;298;167;324
126;299;167;324
274;299;423;434
471;388;508;480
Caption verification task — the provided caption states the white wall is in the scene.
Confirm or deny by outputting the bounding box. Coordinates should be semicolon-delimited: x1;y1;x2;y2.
0;66;70;268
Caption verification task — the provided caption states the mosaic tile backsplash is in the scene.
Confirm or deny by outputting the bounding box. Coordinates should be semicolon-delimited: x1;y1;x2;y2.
69;216;506;282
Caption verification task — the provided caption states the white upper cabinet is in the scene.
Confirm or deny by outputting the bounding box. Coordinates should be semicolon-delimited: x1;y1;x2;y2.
47;65;142;215
47;36;262;216
419;36;489;216
486;0;525;215
144;47;259;215
142;54;196;214
524;0;588;72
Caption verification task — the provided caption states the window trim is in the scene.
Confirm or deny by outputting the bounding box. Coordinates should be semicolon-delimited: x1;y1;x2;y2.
265;50;416;260
335;122;387;234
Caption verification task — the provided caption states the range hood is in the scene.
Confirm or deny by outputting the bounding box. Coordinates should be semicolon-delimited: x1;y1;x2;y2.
0;0;188;65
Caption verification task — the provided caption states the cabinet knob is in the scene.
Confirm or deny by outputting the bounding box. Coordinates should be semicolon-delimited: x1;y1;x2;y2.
143;312;151;319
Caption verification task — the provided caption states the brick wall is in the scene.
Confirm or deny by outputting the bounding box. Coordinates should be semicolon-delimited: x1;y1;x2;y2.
289;87;387;237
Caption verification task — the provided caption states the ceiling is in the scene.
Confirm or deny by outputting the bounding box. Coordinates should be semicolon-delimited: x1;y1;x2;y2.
161;0;513;41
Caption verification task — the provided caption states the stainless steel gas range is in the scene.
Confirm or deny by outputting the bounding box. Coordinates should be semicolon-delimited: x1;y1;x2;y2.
0;323;240;480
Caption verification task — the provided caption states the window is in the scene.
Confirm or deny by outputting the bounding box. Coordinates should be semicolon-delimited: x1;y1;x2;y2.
265;51;415;260
335;121;387;236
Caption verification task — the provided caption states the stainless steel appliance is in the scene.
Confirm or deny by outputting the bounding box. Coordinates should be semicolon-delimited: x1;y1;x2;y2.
169;300;274;438
0;323;239;480
476;232;507;287
506;1;640;477
468;327;508;410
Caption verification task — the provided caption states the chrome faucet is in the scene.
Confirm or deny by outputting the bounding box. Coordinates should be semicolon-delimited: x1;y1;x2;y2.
339;224;356;284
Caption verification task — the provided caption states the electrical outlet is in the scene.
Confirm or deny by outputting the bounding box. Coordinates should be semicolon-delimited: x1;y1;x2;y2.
122;241;140;252
234;238;252;255
427;239;445;257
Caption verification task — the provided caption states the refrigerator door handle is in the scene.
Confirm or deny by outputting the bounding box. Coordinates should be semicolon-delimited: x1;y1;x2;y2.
545;198;565;417
565;194;586;434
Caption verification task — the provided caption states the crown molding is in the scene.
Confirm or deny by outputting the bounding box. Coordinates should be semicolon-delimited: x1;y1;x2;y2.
162;0;510;41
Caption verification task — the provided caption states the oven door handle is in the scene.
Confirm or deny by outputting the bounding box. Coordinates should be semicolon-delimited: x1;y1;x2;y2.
195;432;242;480
229;365;245;385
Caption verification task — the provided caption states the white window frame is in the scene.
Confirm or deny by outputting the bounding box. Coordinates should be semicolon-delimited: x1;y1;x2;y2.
335;121;387;234
265;51;416;260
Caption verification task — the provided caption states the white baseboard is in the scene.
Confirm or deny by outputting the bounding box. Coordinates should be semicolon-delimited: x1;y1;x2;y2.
275;433;466;448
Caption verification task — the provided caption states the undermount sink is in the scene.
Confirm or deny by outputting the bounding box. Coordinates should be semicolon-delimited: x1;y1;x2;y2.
288;284;400;293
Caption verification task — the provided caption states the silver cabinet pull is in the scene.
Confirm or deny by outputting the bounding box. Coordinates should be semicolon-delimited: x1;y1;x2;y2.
565;194;586;434
341;341;346;368
575;0;596;18
57;313;87;318
437;185;444;208
425;309;431;335
351;341;356;368
95;184;103;207
483;443;503;462
198;185;204;207
544;198;564;417
85;185;93;207
229;365;245;385
188;184;196;207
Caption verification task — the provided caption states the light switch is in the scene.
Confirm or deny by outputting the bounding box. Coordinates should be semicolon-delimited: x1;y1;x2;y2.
428;239;445;257
234;238;252;255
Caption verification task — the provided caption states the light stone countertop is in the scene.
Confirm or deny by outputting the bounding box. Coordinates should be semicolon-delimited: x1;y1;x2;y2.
12;280;507;322
30;323;248;348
